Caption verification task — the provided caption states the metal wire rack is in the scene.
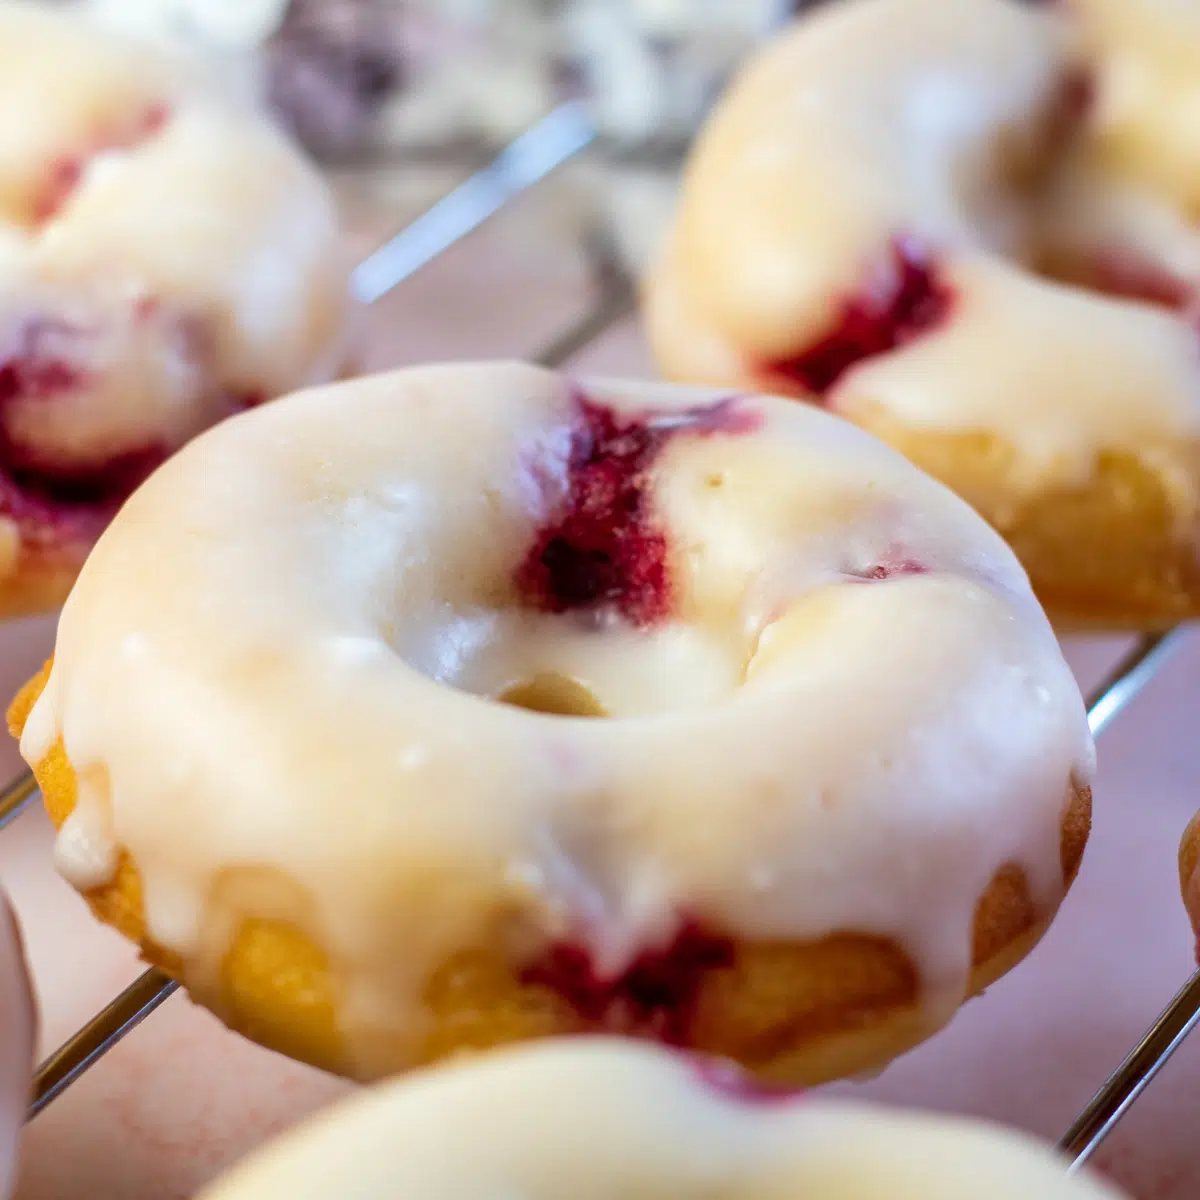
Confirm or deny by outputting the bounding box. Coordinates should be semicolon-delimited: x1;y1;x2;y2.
0;100;1195;1183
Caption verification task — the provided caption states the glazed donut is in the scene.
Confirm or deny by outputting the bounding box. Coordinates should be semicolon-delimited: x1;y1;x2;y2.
0;891;34;1200
197;1040;1129;1200
0;1;353;617
1070;0;1200;215
644;0;1200;631
9;362;1094;1084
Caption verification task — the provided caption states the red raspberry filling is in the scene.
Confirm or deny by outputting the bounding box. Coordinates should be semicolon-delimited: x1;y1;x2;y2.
1042;69;1196;313
0;328;167;527
762;238;954;398
516;394;760;628
521;920;734;1044
1;442;167;512
0;333;81;402
690;1056;805;1105
0;315;258;541
34;102;170;224
1057;67;1095;130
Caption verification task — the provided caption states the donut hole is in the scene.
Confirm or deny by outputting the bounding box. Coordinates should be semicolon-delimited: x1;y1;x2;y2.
497;673;610;719
408;615;749;721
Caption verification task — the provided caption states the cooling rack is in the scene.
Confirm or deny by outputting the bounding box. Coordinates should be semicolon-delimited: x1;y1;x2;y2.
0;100;1195;1182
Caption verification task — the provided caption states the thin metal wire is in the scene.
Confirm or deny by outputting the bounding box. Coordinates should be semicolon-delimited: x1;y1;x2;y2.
1086;630;1186;738
29;970;178;1118
350;101;596;303
0;768;35;832
1047;627;1200;1167
1061;969;1200;1169
534;276;635;367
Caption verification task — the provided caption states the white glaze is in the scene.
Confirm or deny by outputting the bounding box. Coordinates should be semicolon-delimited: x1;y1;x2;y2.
1071;0;1200;215
645;0;1200;487
0;0;351;568
196;1039;1128;1200
20;363;1093;1077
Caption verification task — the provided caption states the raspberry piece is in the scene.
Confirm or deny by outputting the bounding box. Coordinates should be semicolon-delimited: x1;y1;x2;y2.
517;394;759;627
763;238;953;397
521;921;735;1044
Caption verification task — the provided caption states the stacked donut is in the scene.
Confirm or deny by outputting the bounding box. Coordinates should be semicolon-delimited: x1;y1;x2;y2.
0;0;353;616
645;0;1200;630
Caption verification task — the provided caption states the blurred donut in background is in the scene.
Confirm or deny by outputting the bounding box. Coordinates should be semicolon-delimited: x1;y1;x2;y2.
0;891;34;1200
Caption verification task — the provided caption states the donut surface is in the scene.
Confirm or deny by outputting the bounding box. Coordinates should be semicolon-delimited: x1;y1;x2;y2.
644;0;1200;631
1176;810;1200;960
0;0;353;616
0;891;34;1200
197;1039;1129;1200
11;362;1093;1084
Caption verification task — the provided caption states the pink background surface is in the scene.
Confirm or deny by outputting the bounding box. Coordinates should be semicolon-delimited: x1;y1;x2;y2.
2;179;1198;1198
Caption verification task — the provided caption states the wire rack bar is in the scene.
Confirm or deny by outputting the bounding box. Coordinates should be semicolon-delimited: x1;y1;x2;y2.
4;94;1196;1190
0;768;35;833
1060;969;1200;1169
1086;630;1185;738
28;969;178;1119
350;101;596;304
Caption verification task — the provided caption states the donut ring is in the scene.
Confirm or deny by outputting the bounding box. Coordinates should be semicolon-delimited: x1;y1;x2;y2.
644;0;1200;631
0;1;353;617
11;362;1093;1084
197;1040;1129;1200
